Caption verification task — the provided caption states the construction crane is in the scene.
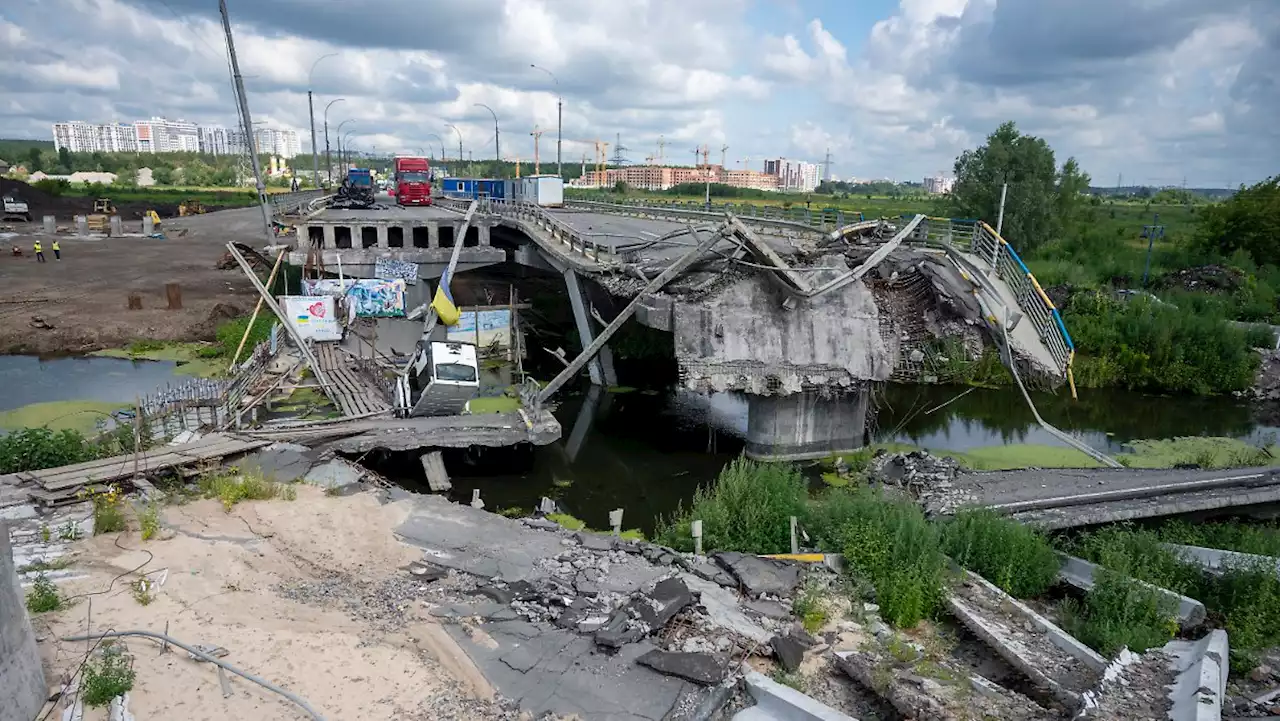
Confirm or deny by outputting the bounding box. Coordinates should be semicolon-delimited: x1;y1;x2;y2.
566;139;610;184
657;135;666;164
720;144;729;168
530;126;545;175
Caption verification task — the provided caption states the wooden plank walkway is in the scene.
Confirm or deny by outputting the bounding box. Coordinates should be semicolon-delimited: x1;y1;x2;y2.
0;433;269;505
315;343;392;417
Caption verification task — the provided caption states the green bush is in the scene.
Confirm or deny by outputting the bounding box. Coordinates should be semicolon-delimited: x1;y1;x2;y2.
25;573;64;613
941;509;1060;598
835;488;946;628
198;468;294;511
214;315;277;356
81;644;136;707
1157;520;1280;557
1060;570;1178;657
0;427;99;474
653;457;808;554
1066;291;1260;394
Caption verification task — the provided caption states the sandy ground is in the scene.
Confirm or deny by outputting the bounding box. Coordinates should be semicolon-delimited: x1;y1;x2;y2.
31;487;518;721
0;208;272;354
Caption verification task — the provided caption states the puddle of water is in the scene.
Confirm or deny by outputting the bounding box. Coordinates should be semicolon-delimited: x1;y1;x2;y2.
0;355;183;412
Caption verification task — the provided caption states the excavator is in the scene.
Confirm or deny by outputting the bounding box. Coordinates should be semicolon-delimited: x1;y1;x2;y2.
178;199;206;216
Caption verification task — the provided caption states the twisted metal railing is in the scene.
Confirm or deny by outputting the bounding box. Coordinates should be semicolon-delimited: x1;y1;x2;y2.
912;216;1075;386
436;195;621;266
562;197;838;235
267;189;329;219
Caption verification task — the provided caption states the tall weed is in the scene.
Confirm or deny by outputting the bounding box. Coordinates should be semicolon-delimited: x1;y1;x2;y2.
941;509;1060;598
835;488;946;628
1060;571;1178;657
653;457;808;554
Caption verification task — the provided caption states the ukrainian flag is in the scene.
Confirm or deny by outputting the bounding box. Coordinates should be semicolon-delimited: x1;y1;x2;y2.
431;267;461;326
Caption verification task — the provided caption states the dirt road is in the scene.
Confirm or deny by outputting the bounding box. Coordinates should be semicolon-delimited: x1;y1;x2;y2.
0;208;273;354
32;487;518;720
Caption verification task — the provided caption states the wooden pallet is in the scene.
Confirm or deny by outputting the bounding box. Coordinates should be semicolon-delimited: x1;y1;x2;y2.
315;343;392;417
10;433;269;504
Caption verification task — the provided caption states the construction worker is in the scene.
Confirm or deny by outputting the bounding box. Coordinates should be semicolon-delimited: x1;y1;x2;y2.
33;240;45;263
51;239;60;260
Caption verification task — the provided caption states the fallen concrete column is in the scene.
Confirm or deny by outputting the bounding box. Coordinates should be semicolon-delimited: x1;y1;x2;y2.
731;670;856;721
0;521;46;721
420;450;451;492
1058;553;1206;627
1163;542;1280;579
1164;630;1228;721
946;568;1105;707
563;268;616;386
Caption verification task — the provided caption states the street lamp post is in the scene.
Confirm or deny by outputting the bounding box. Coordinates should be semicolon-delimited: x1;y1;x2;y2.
323;98;345;186
336;120;355;175
425;134;445;162
530;64;562;178
307;52;337;188
446;124;463;163
341;131;356;170
473;103;500;167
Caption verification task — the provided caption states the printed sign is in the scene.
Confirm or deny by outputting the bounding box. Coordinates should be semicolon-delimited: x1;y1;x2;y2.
303;278;407;318
281;295;341;341
447;309;512;349
374;258;419;285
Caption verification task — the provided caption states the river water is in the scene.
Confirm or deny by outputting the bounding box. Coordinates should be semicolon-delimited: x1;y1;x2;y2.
6;354;1277;533
439;383;1280;535
0;355;182;413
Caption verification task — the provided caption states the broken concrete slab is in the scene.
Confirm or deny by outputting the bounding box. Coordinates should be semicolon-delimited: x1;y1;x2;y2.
446;622;699;720
237;442;316;483
1058;553;1206;627
682;574;772;645
576;531;616;552
770;635;807;673
742;598;792;621
635;649;728;686
301;457;365;490
1164;543;1280;579
632;576;694;630
396;496;571;581
713;552;802;597
732;670;858;721
1076;648;1174;721
429;602;517;621
596;609;645;650
1165;629;1228;721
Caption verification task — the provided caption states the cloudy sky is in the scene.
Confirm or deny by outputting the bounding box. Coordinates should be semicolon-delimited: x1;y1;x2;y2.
1;0;1275;187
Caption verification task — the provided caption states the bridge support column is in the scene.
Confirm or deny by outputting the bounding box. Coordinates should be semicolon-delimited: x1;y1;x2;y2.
563;268;617;387
427;220;439;249
322;225;335;247
478;222;491;247
744;388;869;462
376;222;389;249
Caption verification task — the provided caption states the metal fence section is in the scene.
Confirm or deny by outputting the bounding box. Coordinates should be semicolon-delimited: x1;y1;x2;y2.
135;324;282;439
268;189;329;218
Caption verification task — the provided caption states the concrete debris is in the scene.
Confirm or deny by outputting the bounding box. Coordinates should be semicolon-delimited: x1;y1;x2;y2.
576;531;616;552
635;649;729;686
733;669;859;721
769;634;809;673
682;574;774;645
633;576;695;629
1165;630;1229;721
300;457;366;490
1076;648;1174;720
1058;553;1207;627
743;598;793;620
946;569;1105;707
713;551;802;597
868;450;974;515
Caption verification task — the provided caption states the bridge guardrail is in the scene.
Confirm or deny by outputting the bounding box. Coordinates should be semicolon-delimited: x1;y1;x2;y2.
268;189;328;219
563;197;832;236
915;216;1075;384
437;195;619;266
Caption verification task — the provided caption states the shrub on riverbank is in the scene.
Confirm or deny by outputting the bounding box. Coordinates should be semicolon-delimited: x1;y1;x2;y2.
834;488;947;628
1066;291;1260;394
654;457;808;554
940;509;1060;598
0;427;99;474
1059;570;1179;656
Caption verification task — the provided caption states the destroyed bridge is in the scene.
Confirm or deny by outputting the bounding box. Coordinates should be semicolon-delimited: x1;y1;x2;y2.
280;189;1074;461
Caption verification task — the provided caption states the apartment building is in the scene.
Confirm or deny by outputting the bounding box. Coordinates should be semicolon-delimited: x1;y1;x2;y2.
924;175;956;194
763;158;820;192
52;117;299;158
51;122;100;153
133;117;200;153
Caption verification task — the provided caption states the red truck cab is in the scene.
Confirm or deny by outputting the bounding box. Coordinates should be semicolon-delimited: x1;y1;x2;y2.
394;156;432;206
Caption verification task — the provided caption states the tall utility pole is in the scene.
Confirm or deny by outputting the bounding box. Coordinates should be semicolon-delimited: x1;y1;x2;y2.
996;182;1008;236
474;103;500;164
307;53;337;188
720;144;728;168
823;147;832;182
219;0;272;243
531;64;562;177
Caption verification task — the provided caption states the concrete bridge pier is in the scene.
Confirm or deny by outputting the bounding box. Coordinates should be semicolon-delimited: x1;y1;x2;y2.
564;268;617;387
744;387;870;462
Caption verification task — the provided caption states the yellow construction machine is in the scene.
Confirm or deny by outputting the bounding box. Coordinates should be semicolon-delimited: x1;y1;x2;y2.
93;198;116;214
178;199;206;216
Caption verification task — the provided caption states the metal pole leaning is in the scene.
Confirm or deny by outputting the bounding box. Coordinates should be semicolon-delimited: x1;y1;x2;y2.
535;223;728;405
225;243;334;397
229;249;286;370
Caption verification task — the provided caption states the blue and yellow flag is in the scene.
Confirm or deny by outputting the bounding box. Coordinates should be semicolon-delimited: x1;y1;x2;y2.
431;267;461;326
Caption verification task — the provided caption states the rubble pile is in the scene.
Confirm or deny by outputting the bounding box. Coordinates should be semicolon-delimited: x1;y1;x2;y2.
1251;348;1280;401
868;449;976;515
1155;264;1245;293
